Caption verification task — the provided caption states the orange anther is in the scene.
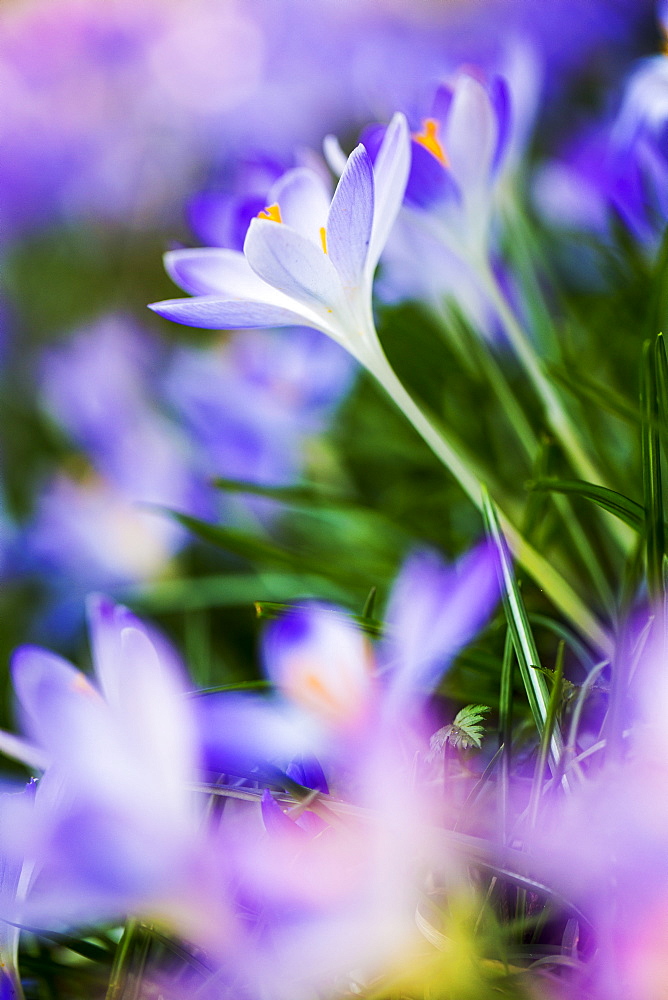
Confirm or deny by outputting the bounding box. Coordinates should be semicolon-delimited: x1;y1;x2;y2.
413;118;449;167
258;202;283;223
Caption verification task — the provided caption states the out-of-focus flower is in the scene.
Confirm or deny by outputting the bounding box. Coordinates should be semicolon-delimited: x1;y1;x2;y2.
0;597;232;954
200;545;497;998
150;113;411;374
164;327;355;494
0;781;37;1000
521;618;668;1000
198;541;498;780
24;316;204;608
0;0;263;237
533;27;668;252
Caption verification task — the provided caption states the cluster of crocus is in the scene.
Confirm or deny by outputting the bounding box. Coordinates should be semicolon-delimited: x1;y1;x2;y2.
0;542;499;998
3;4;668;998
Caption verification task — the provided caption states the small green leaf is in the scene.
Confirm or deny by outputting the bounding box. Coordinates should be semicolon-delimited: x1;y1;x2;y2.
529;478;644;531
430;704;490;753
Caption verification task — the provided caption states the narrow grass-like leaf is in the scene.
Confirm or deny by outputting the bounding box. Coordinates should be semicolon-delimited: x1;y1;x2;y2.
482;489;563;765
106;918;139;1000
641;338;665;602
362;585;377;620
529;479;644;532
527;641;566;831
211;476;354;509
126;572;351;612
528;613;596;673
498;628;514;843
548;362;642;428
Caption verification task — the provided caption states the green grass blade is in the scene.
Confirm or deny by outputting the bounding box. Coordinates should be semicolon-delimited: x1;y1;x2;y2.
529;478;644;531
498;628;514;844
482;489;563;764
641;338;665;602
527;641;566;831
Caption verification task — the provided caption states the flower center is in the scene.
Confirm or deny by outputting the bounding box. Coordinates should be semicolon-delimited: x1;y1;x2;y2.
258;202;282;223
413;118;449;167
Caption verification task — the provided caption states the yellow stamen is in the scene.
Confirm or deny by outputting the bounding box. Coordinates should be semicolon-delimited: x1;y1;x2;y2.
319;226;328;254
413;118;449;167
258;202;282;223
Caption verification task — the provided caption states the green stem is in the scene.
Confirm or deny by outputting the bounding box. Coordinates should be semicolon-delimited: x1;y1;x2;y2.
105;919;140;1000
368;350;612;655
479;264;633;555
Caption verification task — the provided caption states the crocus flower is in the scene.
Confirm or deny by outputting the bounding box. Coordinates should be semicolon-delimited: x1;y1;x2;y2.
198;541;498;782
164;326;355;495
150;112;411;375
0;597;232;954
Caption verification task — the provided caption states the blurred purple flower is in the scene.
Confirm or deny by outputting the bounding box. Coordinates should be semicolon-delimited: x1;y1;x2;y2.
0;597;233;953
26;316;206;602
519;616;668;1000
164;327;355;493
198;540;498;781
0;0;263;237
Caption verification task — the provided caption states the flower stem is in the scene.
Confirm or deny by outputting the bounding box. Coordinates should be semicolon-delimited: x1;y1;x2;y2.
479;263;633;555
368;350;612;655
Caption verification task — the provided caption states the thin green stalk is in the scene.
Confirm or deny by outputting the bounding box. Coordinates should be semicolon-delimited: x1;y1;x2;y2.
642;338;666;607
482;488;564;771
527;641;566;833
369;351;612;654
479;263;633;555
442;311;615;611
498;628;514;844
105;919;142;1000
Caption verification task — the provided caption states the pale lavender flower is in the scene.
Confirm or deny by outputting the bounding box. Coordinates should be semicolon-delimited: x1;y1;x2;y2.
199;541;497;780
150;113;411;376
26;316;205;604
164;327;355;493
521;618;668;1000
0;597;232;952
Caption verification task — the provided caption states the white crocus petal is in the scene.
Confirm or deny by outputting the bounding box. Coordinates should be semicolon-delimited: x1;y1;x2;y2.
244;217;346;318
443;76;498;192
366;111;411;279
117;626;196;827
267;168;331;243
326;144;374;289
323;133;349;177
164;247;278;299
149;295;325;332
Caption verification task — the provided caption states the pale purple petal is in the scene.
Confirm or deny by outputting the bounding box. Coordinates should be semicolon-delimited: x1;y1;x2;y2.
267;168;331;243
196;693;320;777
10;646;112;769
443;76;497;190
149;295;320;331
244;218;343;314
323;134;348;177
367;112;411;275
0;729;48;771
164;247;272;298
490;76;512;176
262;605;373;728
381;542;498;710
326;144;374;288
